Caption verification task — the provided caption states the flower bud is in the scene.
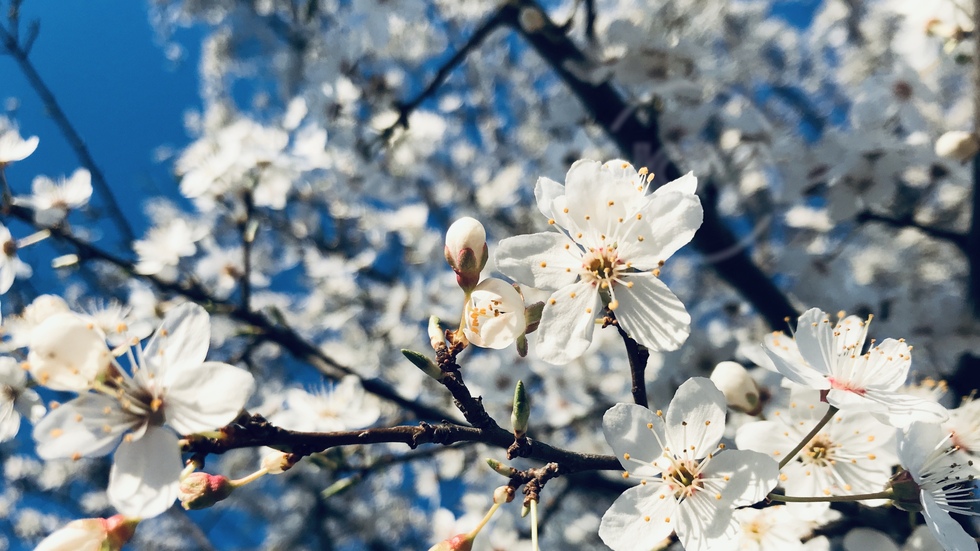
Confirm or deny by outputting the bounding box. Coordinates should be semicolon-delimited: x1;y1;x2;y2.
709;361;762;415
27;312;111;391
935;130;980;163
462;279;526;350
493;485;516;504
428;316;446;350
445;217;488;293
35;515;138;551
428;534;474;551
523;301;544;334
261;448;297;474
486;458;517;477
887;469;922;512
178;472;235;510
402;349;444;381
511;380;530;438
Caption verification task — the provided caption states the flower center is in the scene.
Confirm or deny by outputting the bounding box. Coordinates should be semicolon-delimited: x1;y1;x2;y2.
1;384;16;402
666;460;703;499
801;434;837;466
2;239;16;257
581;246;622;288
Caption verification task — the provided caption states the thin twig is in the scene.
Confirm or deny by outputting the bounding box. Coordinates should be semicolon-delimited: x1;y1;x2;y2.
613;320;649;408
0;21;136;244
240;188;255;311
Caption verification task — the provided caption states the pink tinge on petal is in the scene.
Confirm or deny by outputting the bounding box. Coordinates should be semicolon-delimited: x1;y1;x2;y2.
827;377;866;395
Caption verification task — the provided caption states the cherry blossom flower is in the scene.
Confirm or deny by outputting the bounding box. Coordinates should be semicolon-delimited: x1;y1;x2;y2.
461;278;525;349
34;515;138;551
735;388;896;510
0;222;31;294
0;356;45;442
17;168;93;226
0;118;38;165
894;422;980;551
32;303;255;518
732;505;820;551
599;378;779;551
271;375;380;433
27;312;113;391
133;218;200;280
495;159;702;364
764;308;948;427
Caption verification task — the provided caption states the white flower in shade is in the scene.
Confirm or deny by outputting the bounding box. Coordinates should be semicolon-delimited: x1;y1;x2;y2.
17;168;93;226
764;308;948;428
34;515;138;551
0;222;31;294
894;422;980;551
272;375;380;433
0;356;45;442
599;378;779;551
732;505;816;551
735;388;896;510
944;397;980;469
0;118;38;165
27;312;113;391
32;303;255;518
461;278;526;349
495;159;702;364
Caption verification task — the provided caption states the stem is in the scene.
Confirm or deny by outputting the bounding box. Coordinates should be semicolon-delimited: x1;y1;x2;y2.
530;499;539;551
467;502;501;539
769;489;893;504
231;468;269;487
616;324;649;408
778;405;839;469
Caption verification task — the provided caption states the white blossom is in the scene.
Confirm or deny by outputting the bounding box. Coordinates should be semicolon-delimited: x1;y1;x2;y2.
0;356;44;442
461;278;525;350
0;118;38;165
17;168;93;226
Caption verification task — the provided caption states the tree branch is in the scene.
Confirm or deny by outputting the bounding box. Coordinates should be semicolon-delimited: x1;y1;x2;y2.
970;0;980;316
501;1;799;330
856;210;968;251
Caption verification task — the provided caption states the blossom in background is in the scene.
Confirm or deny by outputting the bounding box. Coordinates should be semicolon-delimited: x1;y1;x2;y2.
32;303;255;518
16;168;93;226
0;356;45;442
133;218;200;280
943;396;980;470
271;375;380;433
0;117;38;165
735;388;896;509
765;308;948;427
894;422;980;551
732;505;820;551
0;221;31;294
461;278;525;349
495;160;702;364
27;312;112;391
599;378;779;551
34;515;138;551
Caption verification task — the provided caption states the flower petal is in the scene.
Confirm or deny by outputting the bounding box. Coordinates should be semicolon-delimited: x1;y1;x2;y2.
792;308;837;378
534;176;565;221
33;394;137;459
703;449;780;507
495;232;581;291
654;171;697;196
164;361;255;435
534;282;598;364
921;491;978;551
602;403;665;477
598;484;676;551
677;494;738;551
142;303;211;385
108;425;182;519
613;273;691;352
28;313;111;391
664;378;726;455
618;191;702;264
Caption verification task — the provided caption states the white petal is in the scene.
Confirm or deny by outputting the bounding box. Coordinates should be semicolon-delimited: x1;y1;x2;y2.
921;491;978;551
494;232;580;291
763;332;830;390
899;422;946;475
598;484;676;551
462;278;525;349
534;176;565;220
33;394;137;459
34;518;108;551
703;449;780;507
842;528;899;551
602;403;665;477
108;425;182;519
792;308;837;378
618;191;702;264
534;282;599;364
664;378;726;454
142;302;211;385
613;274;691;352
0;400;20;442
734;420;796;460
164;361;255;434
28;313;111;391
859;390;948;428
860;339;911;391
654;171;697;196
677;495;738;551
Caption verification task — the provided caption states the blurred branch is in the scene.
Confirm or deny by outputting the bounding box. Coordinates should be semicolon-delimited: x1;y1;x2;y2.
971;0;980;317
2;204;456;423
0;21;136;245
502;0;799;330
856;210;968;251
375;7;508;147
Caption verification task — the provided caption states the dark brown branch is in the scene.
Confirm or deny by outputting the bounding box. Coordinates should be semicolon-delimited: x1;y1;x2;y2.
0;22;135;244
613;320;649;408
856;210;968;251
501;1;799;330
2;204;455;423
375;8;507;146
184;413;621;474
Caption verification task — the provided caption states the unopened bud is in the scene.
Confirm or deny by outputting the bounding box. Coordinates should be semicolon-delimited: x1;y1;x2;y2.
935;130;980;163
178;472;235;510
35;515;139;551
402;349;444;380
494;485;516;504
524;301;544;334
511;380;530;438
709;361;761;415
887;469;921;512
428;534;474;551
486;458;518;477
445;217;488;293
428;316;446;350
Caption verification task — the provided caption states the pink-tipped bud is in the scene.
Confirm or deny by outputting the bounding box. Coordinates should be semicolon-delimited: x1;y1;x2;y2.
428;533;474;551
178;473;235;510
445;217;488;293
34;515;138;551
